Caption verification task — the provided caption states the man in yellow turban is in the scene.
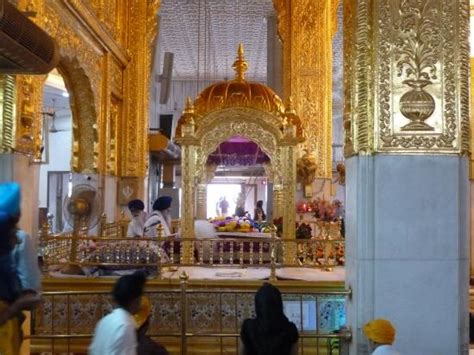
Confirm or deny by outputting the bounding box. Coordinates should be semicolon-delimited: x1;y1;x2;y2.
134;297;169;355
363;318;400;355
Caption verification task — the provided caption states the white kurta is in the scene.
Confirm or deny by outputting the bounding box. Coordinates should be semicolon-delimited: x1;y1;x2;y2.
143;211;172;237
127;211;148;237
89;308;137;355
372;345;401;355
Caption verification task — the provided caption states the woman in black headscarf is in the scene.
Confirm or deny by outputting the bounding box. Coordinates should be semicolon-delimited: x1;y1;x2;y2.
239;283;299;355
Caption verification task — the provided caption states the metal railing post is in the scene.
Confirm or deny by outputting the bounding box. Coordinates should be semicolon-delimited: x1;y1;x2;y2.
180;271;189;355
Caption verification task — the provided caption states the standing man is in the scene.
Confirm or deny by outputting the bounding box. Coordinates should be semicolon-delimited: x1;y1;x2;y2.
143;196;173;237
363;318;400;355
89;272;147;355
219;197;229;217
127;199;148;238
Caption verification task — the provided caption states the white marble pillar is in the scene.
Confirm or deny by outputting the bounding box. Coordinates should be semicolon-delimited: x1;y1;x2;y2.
346;155;469;354
343;1;470;354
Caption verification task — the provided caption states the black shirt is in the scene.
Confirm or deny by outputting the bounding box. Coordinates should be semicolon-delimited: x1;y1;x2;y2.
240;318;299;355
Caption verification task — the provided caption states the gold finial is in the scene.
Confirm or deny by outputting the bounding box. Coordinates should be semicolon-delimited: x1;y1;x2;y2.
184;96;194;114
285;96;296;114
182;96;195;127
232;43;248;82
179;270;189;281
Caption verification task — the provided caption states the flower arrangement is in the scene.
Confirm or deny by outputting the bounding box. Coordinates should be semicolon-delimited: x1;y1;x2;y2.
312;198;341;222
296;198;343;222
209;216;261;233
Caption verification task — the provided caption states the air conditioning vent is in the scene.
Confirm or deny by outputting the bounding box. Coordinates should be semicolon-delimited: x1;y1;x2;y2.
0;1;59;74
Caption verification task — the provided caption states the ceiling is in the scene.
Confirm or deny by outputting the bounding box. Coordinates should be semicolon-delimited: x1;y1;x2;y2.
157;0;274;81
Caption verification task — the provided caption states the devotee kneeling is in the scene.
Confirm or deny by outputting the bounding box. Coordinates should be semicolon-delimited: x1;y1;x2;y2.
239;282;299;355
134;296;169;355
89;271;147;355
363;318;401;355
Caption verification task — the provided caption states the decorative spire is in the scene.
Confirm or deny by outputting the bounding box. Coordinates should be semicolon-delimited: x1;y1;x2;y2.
184;96;194;114
232;43;248;82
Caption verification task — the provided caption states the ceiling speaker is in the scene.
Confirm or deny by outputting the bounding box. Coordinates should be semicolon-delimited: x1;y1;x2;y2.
159;52;174;105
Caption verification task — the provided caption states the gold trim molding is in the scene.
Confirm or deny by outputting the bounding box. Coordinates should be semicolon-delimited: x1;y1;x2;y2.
345;0;470;156
0;75;17;153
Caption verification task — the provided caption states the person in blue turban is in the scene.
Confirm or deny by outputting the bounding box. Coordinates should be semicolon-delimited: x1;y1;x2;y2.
143;196;173;237
127;199;148;238
0;183;41;354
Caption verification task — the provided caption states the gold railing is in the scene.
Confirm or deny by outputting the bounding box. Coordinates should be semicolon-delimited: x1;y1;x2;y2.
39;216;344;278
29;275;351;354
40;235;345;277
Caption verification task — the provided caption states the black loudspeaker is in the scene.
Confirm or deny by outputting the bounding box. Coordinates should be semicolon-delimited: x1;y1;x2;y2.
159;114;173;139
159;52;174;104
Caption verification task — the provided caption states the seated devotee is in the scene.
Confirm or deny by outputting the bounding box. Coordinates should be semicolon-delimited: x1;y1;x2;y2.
143;196;173;237
134;297;169;355
89;271;147;355
363;318;400;355
240;282;299;355
253;200;266;222
0;183;41;355
127;199;148;238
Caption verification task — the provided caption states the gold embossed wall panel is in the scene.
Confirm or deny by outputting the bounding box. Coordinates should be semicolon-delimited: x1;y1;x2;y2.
371;0;470;154
343;0;356;156
273;0;338;178
470;57;474;177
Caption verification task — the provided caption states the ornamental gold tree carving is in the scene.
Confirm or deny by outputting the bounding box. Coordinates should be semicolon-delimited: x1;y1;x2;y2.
395;0;439;132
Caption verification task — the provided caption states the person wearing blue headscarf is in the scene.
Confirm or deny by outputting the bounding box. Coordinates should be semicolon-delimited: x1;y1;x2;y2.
0;183;41;354
143;196;173;237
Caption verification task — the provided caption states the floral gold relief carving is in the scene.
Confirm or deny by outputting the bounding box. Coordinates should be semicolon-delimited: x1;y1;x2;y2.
348;0;469;155
395;0;439;132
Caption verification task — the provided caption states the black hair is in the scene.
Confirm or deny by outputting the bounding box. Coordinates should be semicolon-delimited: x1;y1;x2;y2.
256;200;264;208
242;282;297;355
254;282;287;332
113;271;146;309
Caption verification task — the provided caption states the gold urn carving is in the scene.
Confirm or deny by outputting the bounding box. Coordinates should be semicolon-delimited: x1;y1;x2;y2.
395;0;439;132
399;79;435;131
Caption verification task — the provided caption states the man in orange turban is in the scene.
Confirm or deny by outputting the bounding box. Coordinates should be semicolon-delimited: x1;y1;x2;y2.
363;318;401;355
134;297;168;355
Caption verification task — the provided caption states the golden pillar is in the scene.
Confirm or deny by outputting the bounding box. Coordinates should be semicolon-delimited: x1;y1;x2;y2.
273;0;340;178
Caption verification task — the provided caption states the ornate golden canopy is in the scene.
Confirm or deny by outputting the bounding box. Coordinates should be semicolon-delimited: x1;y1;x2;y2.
176;44;303;262
176;43;302;138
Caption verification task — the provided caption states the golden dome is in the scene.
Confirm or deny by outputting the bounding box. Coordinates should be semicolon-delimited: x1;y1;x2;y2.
193;43;284;116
